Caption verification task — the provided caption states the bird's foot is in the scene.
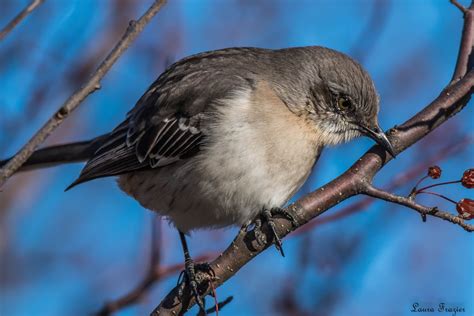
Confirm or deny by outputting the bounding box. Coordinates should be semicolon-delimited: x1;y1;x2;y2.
245;207;298;257
177;261;215;314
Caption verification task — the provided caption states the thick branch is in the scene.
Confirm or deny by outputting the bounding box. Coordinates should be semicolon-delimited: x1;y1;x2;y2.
364;185;474;232
452;1;474;81
152;3;474;315
0;0;44;41
0;0;167;188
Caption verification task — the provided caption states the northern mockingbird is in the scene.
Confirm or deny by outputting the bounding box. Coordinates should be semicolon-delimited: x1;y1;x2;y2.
2;46;394;312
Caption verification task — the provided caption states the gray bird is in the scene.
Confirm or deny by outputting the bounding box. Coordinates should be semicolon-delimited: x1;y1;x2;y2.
2;46;394;312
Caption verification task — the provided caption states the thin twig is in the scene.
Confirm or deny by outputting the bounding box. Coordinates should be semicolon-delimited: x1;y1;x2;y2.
364;185;473;231
413;175;429;191
0;0;45;41
415;191;458;204
416;180;461;193
0;0;167;188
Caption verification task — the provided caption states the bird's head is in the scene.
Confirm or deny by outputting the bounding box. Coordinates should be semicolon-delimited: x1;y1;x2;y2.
297;47;395;157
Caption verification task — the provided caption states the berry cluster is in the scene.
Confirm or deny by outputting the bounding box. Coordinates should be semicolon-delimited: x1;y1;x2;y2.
410;167;474;220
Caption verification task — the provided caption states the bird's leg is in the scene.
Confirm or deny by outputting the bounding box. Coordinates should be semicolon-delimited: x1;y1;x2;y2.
260;207;298;257
178;231;206;313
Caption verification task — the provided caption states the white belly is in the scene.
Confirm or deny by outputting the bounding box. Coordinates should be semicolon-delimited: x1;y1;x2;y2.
118;149;317;232
118;88;321;232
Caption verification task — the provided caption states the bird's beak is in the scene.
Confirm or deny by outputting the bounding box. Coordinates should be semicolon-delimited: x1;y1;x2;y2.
360;124;396;158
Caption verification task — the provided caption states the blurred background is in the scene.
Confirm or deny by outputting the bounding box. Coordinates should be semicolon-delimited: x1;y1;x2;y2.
1;0;473;315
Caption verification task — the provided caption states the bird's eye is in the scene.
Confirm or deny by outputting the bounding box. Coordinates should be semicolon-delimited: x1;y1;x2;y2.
337;96;353;111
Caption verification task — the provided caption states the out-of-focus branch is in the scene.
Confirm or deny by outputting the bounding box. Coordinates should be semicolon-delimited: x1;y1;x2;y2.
152;2;474;314
96;217;162;316
96;254;215;316
0;0;44;41
0;0;167;188
96;217;214;316
350;0;391;63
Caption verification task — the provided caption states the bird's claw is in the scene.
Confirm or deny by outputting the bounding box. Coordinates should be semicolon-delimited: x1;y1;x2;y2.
247;207;298;257
269;207;299;227
182;260;204;312
177;261;215;314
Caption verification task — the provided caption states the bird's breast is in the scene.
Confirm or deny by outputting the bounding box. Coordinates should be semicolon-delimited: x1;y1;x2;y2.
196;85;322;218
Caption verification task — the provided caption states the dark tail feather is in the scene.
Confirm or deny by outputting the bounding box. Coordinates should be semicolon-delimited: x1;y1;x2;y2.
0;134;108;171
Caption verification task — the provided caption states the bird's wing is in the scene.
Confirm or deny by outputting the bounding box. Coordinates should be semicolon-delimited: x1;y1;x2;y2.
67;114;203;189
68;48;263;189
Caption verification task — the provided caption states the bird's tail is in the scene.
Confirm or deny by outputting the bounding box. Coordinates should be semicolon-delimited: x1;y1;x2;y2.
0;134;108;172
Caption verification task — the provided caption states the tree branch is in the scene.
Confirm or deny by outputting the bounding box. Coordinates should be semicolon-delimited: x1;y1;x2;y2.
293;134;473;236
0;0;167;188
152;2;474;315
452;0;474;81
364;185;474;232
0;0;44;41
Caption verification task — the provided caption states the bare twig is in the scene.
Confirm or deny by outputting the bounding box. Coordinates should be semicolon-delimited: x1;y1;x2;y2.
364;185;474;231
152;2;474;314
0;0;167;188
0;0;45;41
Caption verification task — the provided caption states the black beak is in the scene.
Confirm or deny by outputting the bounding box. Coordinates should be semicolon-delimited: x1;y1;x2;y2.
361;125;396;158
